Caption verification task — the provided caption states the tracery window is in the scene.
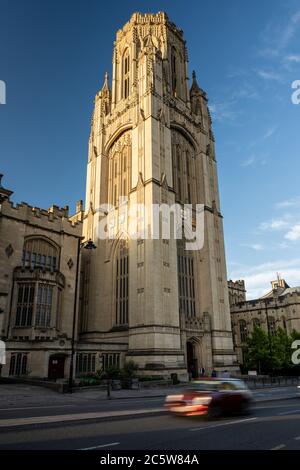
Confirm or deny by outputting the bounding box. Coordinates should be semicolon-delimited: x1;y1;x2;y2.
22;237;58;271
115;240;129;325
178;241;196;318
108;132;131;207
35;284;53;328
15;283;35;327
268;316;276;335
239;320;248;343
171;47;177;96
9;353;28;376
123;49;130;99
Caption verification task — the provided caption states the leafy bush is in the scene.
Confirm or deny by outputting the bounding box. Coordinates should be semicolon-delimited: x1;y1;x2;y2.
78;374;101;386
121;360;138;378
103;365;121;379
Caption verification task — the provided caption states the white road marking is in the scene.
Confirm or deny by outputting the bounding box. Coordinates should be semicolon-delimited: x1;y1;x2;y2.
79;442;120;450
190;417;257;432
278;409;300;416
270;444;286;450
294;436;300;440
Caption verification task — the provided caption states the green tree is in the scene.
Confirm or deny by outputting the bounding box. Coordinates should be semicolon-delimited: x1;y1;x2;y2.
270;328;291;371
245;326;300;375
244;326;271;374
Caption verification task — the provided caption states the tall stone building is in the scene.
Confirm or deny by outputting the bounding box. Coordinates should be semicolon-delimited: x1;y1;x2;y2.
229;277;300;365
80;12;237;379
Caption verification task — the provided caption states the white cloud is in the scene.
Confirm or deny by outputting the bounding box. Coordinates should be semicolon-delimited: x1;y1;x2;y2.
242;243;265;251
240;155;255;167
275;196;300;209
208;101;242;123
285;54;300;63
257;70;283;81
259;218;291;231
263;126;277;139
229;258;300;299
240;152;269;168
285;223;300;241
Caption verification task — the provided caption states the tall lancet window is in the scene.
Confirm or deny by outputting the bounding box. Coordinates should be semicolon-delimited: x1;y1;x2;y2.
177;241;196;318
123;49;130;99
115;239;129;325
171;47;177;97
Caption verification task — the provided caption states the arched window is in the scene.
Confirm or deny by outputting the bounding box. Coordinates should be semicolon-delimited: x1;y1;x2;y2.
108;131;131;207
177;241;196;318
123;49;130;99
239;320;248;343
268;316;276;335
115;239;129;325
22;237;58;271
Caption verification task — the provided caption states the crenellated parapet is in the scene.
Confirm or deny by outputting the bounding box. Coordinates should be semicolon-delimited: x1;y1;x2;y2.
1;199;82;237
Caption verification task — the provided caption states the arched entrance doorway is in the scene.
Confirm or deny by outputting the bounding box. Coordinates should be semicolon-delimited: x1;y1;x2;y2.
186;341;198;378
48;354;66;380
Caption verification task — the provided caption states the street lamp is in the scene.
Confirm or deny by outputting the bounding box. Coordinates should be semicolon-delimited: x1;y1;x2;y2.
68;238;97;392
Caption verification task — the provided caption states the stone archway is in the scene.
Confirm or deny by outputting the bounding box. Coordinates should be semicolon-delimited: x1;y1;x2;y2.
186;340;198;378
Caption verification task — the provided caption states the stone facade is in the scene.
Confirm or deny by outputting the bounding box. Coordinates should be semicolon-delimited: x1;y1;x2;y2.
229;278;300;365
0;175;83;379
80;12;237;379
1;12;238;381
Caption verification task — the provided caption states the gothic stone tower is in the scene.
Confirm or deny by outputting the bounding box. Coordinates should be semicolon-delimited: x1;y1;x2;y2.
82;12;236;379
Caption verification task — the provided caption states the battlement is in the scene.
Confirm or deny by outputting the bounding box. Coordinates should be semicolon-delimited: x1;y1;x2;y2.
228;280;246;291
1;198;82;236
116;11;183;42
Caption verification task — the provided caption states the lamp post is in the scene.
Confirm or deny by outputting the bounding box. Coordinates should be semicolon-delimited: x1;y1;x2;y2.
68;238;96;393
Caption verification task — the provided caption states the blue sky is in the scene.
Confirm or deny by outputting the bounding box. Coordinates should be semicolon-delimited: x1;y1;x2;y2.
1;0;300;298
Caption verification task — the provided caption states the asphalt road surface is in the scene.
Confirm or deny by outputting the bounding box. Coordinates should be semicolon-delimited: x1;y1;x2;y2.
1;398;300;450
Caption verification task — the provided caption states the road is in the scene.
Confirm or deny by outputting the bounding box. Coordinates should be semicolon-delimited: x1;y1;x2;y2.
1;398;300;450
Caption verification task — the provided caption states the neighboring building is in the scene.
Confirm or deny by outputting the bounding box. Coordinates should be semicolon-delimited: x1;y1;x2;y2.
229;277;300;365
80;11;237;380
0;175;83;379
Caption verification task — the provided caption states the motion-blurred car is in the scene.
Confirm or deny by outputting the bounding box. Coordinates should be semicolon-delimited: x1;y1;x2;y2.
165;378;252;418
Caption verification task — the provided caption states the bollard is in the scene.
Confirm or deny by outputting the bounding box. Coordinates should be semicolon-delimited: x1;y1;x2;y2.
107;379;111;399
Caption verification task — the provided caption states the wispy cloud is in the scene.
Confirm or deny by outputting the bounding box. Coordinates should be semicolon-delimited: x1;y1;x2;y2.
242;243;265;251
285;54;300;63
285;223;300;241
240;152;269;168
257;69;283;82
208;101;242;123
263;126;277;139
259;218;291;231
275;196;300;209
259;9;300;56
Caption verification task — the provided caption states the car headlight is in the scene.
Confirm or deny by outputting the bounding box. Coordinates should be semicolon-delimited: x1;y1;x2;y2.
192;396;212;405
165;394;184;402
